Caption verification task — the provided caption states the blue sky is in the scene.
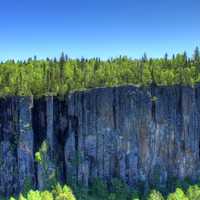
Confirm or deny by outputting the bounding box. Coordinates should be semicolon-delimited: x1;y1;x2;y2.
0;0;200;61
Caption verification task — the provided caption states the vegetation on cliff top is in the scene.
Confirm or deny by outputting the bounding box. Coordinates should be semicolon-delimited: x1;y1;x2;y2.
0;47;200;96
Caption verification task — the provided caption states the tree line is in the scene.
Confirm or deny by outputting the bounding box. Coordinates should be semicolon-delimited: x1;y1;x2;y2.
0;47;200;96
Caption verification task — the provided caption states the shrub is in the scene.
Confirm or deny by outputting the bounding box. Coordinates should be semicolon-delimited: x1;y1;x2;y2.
90;178;108;199
108;193;117;200
130;189;140;200
53;183;76;200
73;185;89;200
19;194;26;200
35;152;42;163
147;190;164;200
27;190;41;200
10;197;17;200
110;178;129;200
186;184;200;200
167;188;188;200
41;191;54;200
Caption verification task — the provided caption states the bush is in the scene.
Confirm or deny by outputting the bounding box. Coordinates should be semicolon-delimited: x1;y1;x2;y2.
41;191;54;200
19;194;26;200
129;189;140;200
89;178;108;200
10;184;76;200
27;190;41;200
53;184;76;200
110;178;130;200
186;184;200;200
73;185;89;200
167;188;188;200
147;190;164;200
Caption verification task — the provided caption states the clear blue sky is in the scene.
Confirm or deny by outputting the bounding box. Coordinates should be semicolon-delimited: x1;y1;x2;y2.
0;0;200;61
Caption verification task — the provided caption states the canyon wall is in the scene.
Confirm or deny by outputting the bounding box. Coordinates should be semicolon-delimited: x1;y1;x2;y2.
1;85;200;197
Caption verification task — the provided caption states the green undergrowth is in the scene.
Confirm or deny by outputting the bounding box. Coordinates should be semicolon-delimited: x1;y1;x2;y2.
6;178;200;200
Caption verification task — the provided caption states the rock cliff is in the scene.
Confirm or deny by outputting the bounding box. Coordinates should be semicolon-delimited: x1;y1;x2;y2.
1;85;200;197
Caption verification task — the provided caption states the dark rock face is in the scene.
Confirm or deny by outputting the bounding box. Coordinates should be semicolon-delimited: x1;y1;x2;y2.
1;85;200;197
0;98;19;197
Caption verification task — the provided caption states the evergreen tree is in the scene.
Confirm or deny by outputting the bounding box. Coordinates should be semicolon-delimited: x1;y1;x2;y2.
194;46;200;62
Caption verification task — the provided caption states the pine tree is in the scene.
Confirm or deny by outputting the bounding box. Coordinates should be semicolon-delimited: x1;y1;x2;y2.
142;53;148;62
59;52;65;85
194;47;200;62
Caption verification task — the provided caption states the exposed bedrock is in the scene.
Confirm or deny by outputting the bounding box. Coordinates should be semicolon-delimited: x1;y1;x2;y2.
1;85;200;197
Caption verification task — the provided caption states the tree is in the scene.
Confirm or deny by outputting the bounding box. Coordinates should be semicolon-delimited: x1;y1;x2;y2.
149;58;156;85
164;53;168;62
142;53;148;62
194;46;200;62
59;52;66;85
0;48;200;97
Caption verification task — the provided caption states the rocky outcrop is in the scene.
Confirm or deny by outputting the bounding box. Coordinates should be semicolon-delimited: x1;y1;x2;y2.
18;97;35;191
1;85;200;197
0;98;18;197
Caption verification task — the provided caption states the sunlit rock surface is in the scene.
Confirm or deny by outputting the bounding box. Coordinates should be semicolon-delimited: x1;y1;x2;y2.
1;85;200;197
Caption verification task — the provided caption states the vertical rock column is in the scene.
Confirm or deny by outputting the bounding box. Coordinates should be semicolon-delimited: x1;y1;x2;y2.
178;87;200;180
46;96;54;151
0;98;19;198
18;97;35;191
37;96;59;190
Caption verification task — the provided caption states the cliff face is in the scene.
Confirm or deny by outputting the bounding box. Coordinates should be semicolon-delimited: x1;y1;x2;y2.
1;85;200;197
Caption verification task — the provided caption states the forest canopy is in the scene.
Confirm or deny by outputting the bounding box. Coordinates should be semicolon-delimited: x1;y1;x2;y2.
1;47;200;96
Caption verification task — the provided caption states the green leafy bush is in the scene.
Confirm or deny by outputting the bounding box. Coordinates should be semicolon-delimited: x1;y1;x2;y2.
147;190;164;200
110;178;130;200
167;188;188;200
10;184;76;200
89;178;108;200
186;185;200;200
35;141;57;190
53;184;76;200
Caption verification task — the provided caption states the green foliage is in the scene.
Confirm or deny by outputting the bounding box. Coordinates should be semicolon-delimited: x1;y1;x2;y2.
19;194;26;200
27;190;41;200
109;178;130;200
151;96;158;102
53;184;76;200
72;185;89;200
167;188;188;200
89;178;109;200
147;190;164;200
10;184;76;200
0;48;200;96
168;177;192;192
23;177;33;195
40;191;54;200
10;197;17;200
186;185;200;200
8;181;200;200
35;141;57;190
35;152;42;163
130;189;140;200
